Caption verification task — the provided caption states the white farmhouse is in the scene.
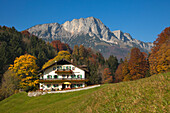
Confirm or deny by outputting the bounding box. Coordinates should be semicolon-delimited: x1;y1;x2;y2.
38;59;88;91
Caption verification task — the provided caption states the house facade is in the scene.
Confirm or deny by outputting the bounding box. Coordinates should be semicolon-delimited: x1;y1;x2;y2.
38;59;88;91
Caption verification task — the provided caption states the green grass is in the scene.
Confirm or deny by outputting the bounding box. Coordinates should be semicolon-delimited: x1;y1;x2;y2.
0;72;169;113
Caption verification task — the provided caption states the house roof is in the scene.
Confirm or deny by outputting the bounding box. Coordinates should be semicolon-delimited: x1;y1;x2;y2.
38;59;89;73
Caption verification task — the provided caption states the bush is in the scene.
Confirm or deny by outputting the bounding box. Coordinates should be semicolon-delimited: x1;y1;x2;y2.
25;86;34;92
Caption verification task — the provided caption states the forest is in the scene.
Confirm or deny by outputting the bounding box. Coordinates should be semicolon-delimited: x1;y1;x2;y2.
0;26;169;101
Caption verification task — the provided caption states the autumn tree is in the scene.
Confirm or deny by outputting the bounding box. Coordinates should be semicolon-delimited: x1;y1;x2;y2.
51;40;72;53
42;51;71;69
8;54;39;90
122;58;131;81
128;48;148;80
72;45;79;56
72;45;80;64
149;27;170;74
79;45;87;58
155;41;170;73
71;45;105;85
0;70;19;101
115;58;130;82
102;68;113;83
115;63;123;82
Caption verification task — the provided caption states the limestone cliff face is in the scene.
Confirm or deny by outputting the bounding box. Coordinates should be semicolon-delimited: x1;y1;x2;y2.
27;17;153;58
62;17;115;41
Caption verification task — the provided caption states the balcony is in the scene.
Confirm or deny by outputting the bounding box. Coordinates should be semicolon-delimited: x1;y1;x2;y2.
55;69;73;74
39;78;88;83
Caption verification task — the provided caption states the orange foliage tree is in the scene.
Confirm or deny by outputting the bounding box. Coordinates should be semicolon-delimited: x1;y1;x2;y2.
51;40;72;53
149;27;170;74
115;63;124;82
102;68;113;83
115;58;131;82
128;48;149;80
115;58;130;82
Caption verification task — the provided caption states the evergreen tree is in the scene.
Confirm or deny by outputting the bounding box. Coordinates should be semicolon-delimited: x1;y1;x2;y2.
106;55;118;80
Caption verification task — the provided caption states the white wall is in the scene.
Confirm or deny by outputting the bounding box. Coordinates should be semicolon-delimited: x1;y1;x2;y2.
42;64;85;79
39;64;86;90
40;83;85;90
40;83;62;90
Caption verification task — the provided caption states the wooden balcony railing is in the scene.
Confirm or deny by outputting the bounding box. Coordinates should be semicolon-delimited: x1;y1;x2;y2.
39;78;88;83
55;69;73;74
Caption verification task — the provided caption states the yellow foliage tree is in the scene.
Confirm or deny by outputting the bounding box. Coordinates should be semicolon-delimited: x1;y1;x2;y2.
9;54;39;89
42;51;71;69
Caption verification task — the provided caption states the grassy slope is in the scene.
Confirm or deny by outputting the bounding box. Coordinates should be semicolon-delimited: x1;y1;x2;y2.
0;72;169;113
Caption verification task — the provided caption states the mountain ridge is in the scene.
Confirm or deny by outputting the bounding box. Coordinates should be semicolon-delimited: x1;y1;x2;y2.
27;17;153;58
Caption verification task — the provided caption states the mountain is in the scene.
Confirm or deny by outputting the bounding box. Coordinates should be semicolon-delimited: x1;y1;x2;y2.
27;17;153;59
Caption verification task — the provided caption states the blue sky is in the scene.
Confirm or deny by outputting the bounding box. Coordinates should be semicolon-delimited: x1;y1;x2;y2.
0;0;170;42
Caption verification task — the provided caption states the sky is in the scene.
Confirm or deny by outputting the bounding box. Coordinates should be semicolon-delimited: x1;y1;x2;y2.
0;0;170;42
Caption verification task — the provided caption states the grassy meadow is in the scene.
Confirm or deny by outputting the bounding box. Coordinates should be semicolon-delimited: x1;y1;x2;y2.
0;72;169;113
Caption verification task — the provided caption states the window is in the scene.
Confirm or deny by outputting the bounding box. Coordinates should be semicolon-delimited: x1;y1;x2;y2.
47;84;51;88
54;75;58;79
80;75;82;78
67;75;69;78
47;75;52;79
62;75;65;78
77;75;80;78
41;76;43;79
53;67;56;70
59;66;62;69
69;66;71;70
66;66;68;70
77;84;80;87
72;67;75;70
57;66;60;69
53;84;58;87
63;66;65;69
74;75;76;78
80;84;83;87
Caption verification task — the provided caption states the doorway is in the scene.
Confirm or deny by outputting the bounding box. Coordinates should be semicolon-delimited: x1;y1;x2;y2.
62;84;65;90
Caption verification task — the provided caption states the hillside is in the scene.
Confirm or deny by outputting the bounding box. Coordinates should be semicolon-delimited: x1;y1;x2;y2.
0;26;56;78
0;72;169;113
27;17;153;58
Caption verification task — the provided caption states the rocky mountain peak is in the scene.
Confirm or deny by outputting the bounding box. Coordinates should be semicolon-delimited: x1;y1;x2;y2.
27;17;153;58
62;17;109;39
